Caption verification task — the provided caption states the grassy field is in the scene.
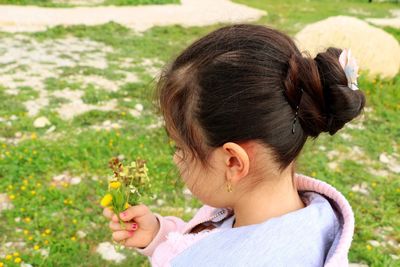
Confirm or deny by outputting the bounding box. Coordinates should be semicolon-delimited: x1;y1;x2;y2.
0;0;399;266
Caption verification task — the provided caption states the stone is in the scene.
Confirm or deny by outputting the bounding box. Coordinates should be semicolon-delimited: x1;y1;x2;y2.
295;16;400;78
33;116;51;128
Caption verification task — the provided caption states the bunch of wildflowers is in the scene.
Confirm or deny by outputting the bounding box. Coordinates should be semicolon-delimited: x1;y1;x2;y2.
100;157;151;227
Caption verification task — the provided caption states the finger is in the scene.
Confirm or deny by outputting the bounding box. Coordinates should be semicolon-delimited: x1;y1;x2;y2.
103;207;114;220
112;230;135;242
118;204;148;222
109;221;138;232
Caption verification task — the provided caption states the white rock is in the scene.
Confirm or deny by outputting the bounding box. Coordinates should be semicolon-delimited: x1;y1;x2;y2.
134;103;144;112
379;153;390;164
10;115;18;120
15;217;21;222
33;116;51;128
295;16;400;78
0;193;14;212
96;242;126;263
39;248;49;257
70;177;81;185
77;230;87;238
21;263;33;267
327;150;340;160
318;145;326;151
390;254;399;260
46;125;56;133
351;182;369;195
328;162;338;170
368;240;380;247
156;199;165;206
52;173;66;181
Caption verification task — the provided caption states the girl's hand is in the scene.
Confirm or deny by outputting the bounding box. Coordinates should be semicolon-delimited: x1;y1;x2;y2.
102;204;160;249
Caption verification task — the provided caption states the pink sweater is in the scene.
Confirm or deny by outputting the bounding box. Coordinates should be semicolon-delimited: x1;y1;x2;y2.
135;173;355;266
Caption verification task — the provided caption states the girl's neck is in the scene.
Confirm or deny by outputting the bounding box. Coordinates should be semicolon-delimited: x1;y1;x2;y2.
231;175;305;228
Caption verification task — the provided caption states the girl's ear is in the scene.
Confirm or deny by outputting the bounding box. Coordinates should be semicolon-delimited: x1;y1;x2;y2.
222;142;250;183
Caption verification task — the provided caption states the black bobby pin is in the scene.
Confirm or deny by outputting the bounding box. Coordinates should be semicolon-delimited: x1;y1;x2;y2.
292;88;304;134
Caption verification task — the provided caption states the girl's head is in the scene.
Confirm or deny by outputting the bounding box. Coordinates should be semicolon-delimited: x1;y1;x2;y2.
154;24;365;207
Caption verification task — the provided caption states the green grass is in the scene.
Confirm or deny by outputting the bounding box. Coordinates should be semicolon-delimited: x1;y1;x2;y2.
0;0;179;7
0;0;399;266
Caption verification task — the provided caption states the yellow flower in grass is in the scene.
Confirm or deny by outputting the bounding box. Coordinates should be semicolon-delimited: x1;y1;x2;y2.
24;217;31;223
34;245;40;250
5;255;12;260
100;193;113;207
9;194;15;200
109;181;121;189
28;236;33;241
124;202;130;210
14;257;22;263
71;236;76;241
0;261;4;267
45;229;51;235
12;252;19;257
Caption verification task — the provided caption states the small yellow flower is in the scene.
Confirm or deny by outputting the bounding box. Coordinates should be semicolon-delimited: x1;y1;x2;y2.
1;143;6;148
31;190;36;195
5;255;12;260
36;182;42;187
62;182;69;187
20;208;25;212
44;240;49;245
71;236;76;241
31;133;37;140
23;179;28;185
124;202;130;209
33;150;37;155
9;194;16;200
45;229;51;235
23;230;29;235
311;171;316;177
7;185;13;190
100;193;113;207
109;181;121;189
28;236;33;241
371;182;377;188
366;244;372;251
63;199;69;204
5;151;10;156
34;245;40;250
121;111;126;116
14;257;22;263
21;186;26;191
0;261;4;267
72;219;77;224
13;252;19;257
24;217;31;223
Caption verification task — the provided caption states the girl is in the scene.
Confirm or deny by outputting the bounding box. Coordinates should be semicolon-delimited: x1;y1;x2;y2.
103;24;365;266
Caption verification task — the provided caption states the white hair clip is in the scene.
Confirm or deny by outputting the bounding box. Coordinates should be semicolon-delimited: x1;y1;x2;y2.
339;48;359;91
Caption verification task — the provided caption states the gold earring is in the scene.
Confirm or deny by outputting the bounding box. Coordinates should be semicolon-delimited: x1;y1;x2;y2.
226;182;233;193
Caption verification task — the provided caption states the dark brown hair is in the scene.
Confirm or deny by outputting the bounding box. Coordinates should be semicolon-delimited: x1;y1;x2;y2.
153;24;366;179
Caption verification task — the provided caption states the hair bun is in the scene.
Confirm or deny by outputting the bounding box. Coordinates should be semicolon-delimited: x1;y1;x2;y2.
284;47;366;137
314;47;366;135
